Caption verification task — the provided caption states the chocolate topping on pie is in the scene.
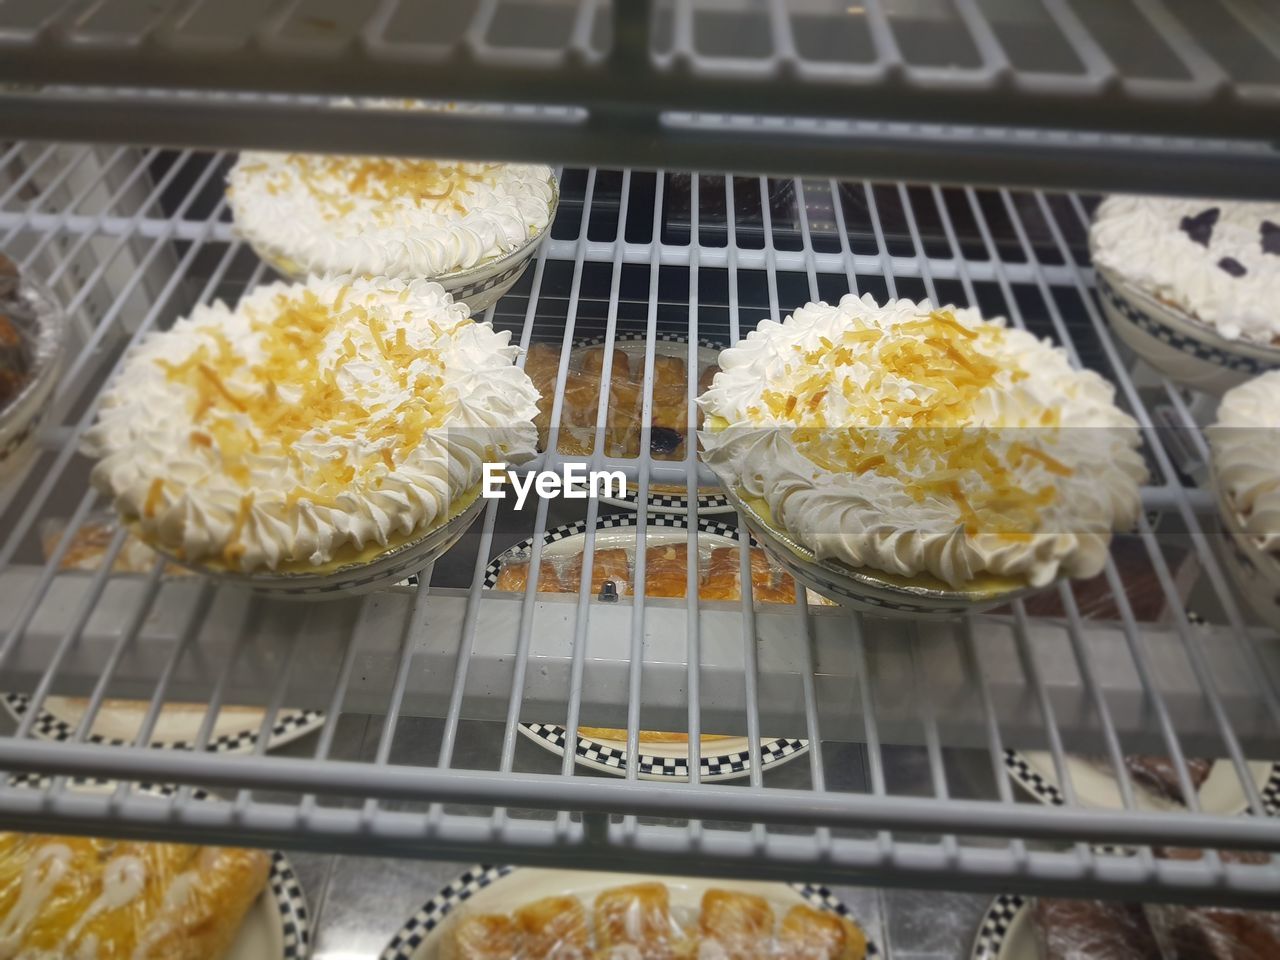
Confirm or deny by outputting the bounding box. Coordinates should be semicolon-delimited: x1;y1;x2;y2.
1218;256;1248;278
1262;220;1280;256
1179;207;1220;248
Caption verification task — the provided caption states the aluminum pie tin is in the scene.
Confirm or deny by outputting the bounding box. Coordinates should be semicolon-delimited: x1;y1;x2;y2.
256;176;560;316
0;276;66;480
133;492;485;598
722;485;1043;619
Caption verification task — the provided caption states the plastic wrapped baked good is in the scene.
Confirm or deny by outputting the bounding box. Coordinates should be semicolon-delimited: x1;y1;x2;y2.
1146;850;1280;959
702;547;798;604
0;833;268;960
1031;897;1162;960
41;514;190;576
445;881;869;959
1124;756;1214;805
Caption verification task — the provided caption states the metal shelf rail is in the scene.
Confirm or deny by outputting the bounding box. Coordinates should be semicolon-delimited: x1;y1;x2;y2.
2;0;1280;197
0;144;1278;907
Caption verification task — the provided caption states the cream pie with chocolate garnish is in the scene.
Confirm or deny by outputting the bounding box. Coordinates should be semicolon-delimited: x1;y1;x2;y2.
227;150;556;311
698;295;1146;607
0;252;65;480
1207;370;1280;626
83;276;538;586
1091;196;1280;392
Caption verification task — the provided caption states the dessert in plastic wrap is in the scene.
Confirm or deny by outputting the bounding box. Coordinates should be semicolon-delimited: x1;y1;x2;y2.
0;252;31;409
445;881;867;959
41;513;191;576
1123;756;1214;805
1032;897;1162;960
491;541;801;605
1146;849;1280;959
523;341;718;463
0;832;268;959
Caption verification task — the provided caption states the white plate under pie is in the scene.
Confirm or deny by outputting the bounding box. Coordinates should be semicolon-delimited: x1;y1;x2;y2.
486;513;813;782
970;894;1035;960
4;778;310;960
1004;749;1280;816
380;865;880;960
572;332;732;515
1;694;325;753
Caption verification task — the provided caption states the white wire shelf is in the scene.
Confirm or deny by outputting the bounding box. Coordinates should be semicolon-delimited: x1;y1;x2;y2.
0;144;1278;907
2;1;1280;196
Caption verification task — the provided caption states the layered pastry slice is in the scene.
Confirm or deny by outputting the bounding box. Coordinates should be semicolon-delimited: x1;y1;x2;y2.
82;276;539;577
702;546;798;604
0;833;268;960
228;150;556;282
593;883;684;958
1032;898;1162;960
1146;850;1280;959
698;295;1147;592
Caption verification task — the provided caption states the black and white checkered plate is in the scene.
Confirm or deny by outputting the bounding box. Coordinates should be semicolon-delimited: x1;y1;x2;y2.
5;776;309;959
971;893;1030;960
486;512;809;782
381;865;879;960
568;332;732;514
1;693;324;754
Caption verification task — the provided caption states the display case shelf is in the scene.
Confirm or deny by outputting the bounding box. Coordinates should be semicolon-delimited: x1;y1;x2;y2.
0;143;1277;908
1;0;1280;196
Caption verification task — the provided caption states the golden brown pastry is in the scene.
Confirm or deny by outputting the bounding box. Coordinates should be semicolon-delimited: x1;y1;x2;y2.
700;547;798;605
42;518;190;576
580;346;630;380
696;364;719;432
557;372;602;456
514;895;590;957
593;883;680;958
605;376;642;458
778;904;868;960
526;343;561;452
648;356;689;461
644;544;688;599
450;913;524;960
562;548;631;597
699;889;775;960
492;558;573;594
0;834;268;960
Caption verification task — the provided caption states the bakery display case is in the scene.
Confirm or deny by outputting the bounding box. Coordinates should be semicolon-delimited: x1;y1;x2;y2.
1;1;1279;956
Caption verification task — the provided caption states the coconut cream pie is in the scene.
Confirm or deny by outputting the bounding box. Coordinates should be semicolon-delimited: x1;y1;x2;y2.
227;151;555;281
1209;371;1280;554
697;295;1146;590
1091;196;1280;345
83;276;538;576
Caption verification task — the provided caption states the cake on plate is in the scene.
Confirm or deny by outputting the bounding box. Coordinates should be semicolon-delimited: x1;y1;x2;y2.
83;277;538;581
697;294;1147;596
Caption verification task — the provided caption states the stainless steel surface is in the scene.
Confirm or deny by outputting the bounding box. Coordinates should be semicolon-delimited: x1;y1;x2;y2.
0;146;1277;907
2;0;1280;195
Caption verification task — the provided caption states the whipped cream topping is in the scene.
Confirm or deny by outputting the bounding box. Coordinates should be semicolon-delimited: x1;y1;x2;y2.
697;295;1147;588
1091;195;1280;344
83;277;539;573
227;152;555;280
1209;370;1280;553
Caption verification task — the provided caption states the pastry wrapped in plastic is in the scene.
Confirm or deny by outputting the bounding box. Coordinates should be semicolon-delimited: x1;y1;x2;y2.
562;547;631;598
0;833;268;960
644;543;689;599
1146;850;1280;959
514;895;590;958
42;514;190;576
558;372;603;456
448;913;524;960
1031;897;1161;960
580;346;629;380
648;355;689;461
593;883;685;958
492;557;574;594
525;343;562;451
698;889;775;960
778;904;868;960
700;547;798;605
1123;756;1213;805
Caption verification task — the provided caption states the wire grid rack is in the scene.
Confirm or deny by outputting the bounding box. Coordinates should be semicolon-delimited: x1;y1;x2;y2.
1;0;1280;195
0;143;1278;907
